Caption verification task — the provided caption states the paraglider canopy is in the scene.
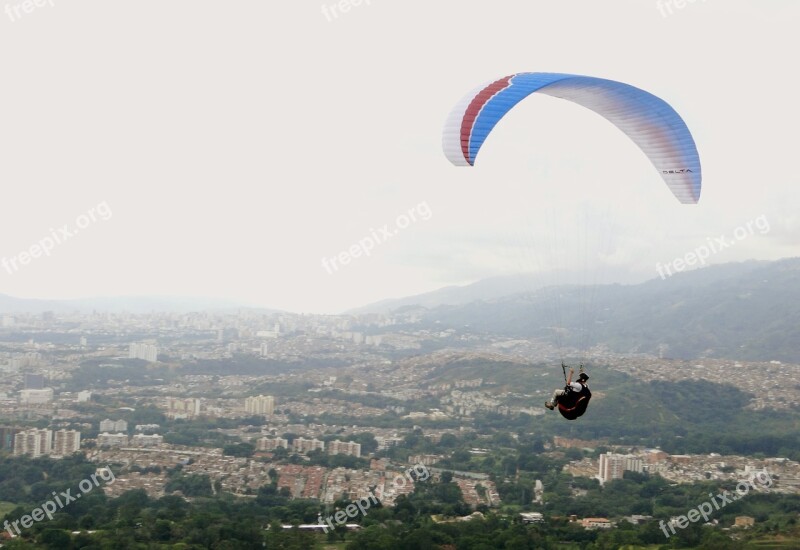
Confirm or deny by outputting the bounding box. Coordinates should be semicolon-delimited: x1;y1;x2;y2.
443;72;702;204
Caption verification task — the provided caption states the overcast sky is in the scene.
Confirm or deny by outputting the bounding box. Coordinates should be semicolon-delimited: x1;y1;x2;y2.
1;1;798;313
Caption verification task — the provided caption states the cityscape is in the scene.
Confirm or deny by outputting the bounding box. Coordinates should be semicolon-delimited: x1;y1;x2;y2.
2;307;798;543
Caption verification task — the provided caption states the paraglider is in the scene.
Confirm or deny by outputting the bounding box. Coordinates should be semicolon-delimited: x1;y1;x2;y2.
442;72;702;420
546;365;591;420
442;72;702;203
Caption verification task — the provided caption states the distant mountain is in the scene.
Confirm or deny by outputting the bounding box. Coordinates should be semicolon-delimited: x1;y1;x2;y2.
0;294;256;314
0;294;65;314
391;259;800;361
350;266;647;313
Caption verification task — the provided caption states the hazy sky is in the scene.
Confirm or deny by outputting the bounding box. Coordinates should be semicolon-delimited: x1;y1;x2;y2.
1;1;798;313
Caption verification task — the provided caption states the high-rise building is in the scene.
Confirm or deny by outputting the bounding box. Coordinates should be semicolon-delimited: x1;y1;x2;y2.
100;419;128;433
19;388;54;404
244;395;274;416
23;373;45;389
128;343;159;362
166;398;201;418
14;429;52;458
328;440;361;458
53;430;81;456
256;437;288;451
14;431;40;457
375;436;403;450
39;429;53;454
0;426;22;452
625;456;644;474
599;453;644;483
292;437;325;454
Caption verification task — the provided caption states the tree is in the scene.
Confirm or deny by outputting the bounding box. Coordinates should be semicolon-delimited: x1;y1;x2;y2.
39;529;72;549
222;443;255;458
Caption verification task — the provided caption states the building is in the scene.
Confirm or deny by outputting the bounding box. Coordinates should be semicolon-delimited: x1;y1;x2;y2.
599;453;625;483
599;453;643;483
520;512;544;524
99;419;128;433
135;424;161;432
128;343;159;362
244;395;274;415
624;515;653;525
19;388;54;404
256;437;288;451
14;429;52;458
14;431;41;457
376;436;403;450
644;449;669;463
166;398;201;418
328;440;361;458
53;430;81;456
10;352;41;370
23;373;45;389
581;518;612;530
735;516;755;528
553;436;597;449
408;454;444;466
76;390;92;403
292;438;325;454
625;456;644;474
131;434;163;447
38;429;52;455
97;433;128;448
0;426;22;452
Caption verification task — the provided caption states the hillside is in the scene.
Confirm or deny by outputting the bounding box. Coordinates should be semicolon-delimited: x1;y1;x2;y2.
407;259;800;361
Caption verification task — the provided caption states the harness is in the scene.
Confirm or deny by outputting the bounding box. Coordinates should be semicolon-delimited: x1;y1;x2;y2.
558;363;592;420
